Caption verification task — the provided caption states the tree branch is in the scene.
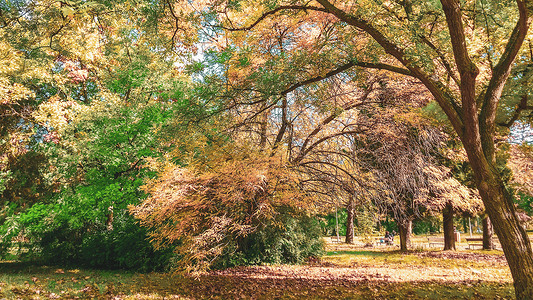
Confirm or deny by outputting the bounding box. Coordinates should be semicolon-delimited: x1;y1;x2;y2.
480;0;532;159
281;60;412;96
217;5;328;32
499;94;533;128
292;80;377;164
270;95;288;156
316;0;465;138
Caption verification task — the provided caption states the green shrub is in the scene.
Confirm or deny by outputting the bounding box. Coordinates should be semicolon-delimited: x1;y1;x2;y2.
214;207;324;268
4;204;174;271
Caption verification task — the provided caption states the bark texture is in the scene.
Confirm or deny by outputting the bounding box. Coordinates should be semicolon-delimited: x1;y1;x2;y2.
398;220;412;251
474;172;533;299
483;215;495;250
443;203;456;251
345;198;355;244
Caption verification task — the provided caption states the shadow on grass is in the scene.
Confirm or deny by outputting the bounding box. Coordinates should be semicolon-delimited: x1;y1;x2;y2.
0;261;49;274
0;260;514;299
326;250;397;256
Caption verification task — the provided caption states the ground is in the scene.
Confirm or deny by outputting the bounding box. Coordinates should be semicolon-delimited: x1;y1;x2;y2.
0;236;515;299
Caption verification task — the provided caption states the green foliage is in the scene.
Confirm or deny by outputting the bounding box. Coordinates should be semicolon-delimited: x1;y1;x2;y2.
413;216;441;235
319;210;347;237
355;204;378;236
35;214;174;271
214;208;324;268
380;217;398;234
517;192;533;215
0;99;179;270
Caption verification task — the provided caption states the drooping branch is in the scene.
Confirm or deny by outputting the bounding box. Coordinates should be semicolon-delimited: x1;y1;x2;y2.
298;160;366;188
270;95;288;156
419;35;460;86
280;61;412;96
295;128;370;164
218;5;328;32
292;80;377;164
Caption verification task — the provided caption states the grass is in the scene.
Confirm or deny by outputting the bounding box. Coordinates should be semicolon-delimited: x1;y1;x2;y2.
0;237;516;299
0;262;515;299
323;249;505;269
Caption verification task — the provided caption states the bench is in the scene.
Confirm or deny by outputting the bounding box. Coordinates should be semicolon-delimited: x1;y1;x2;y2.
330;236;342;243
375;237;393;246
465;237;484;249
428;237;445;248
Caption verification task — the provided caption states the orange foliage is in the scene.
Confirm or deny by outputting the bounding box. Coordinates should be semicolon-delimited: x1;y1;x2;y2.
130;154;311;273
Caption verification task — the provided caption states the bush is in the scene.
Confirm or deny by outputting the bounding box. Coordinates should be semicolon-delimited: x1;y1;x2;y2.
76;216;174;272
5;207;174;272
214;208;324;268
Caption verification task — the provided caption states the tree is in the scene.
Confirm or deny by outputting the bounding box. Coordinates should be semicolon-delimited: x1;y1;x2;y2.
174;1;533;297
0;0;194;268
131;152;321;273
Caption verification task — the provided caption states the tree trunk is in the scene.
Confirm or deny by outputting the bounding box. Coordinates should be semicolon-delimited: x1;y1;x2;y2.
465;144;533;299
398;219;412;251
462;217;468;234
345;197;355;244
482;214;495;250
443;202;456;251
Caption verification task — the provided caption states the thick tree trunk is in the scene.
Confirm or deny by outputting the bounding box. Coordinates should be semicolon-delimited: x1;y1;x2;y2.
398;219;412;251
443;202;456;250
482;214;495;250
345;197;355;244
465;145;533;299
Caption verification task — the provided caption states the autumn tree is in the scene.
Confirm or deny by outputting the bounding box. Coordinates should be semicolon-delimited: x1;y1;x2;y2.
131;151;323;272
352;84;480;251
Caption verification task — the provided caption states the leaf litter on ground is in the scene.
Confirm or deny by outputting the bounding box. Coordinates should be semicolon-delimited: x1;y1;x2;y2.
0;242;515;299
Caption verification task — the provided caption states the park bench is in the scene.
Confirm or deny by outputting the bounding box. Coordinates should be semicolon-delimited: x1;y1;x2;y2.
427;237;445;248
465;237;484;249
375;237;393;246
465;237;488;249
330;236;342;243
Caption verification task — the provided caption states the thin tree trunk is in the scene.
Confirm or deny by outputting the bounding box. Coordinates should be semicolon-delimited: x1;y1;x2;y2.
482;214;495;250
443;202;456;251
398;219;412;251
335;208;340;243
345;197;355;244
